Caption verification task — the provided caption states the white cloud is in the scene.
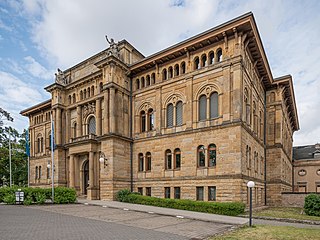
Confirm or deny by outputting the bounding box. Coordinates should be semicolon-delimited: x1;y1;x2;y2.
24;56;53;80
0;19;12;31
8;0;320;145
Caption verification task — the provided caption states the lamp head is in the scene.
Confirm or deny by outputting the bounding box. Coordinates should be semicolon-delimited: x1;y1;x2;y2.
247;181;255;188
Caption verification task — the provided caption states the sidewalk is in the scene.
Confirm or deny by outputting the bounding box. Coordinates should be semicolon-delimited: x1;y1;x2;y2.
77;199;248;225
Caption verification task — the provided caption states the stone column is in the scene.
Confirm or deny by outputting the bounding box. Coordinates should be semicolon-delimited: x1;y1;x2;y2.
89;151;94;188
96;98;102;136
56;108;62;145
110;88;116;133
103;90;109;134
74;156;80;191
66;109;71;143
76;105;82;137
69;154;75;188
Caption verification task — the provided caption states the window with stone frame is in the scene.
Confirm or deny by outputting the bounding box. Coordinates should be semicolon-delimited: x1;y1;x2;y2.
164;187;170;198
199;95;207;121
140;110;146;132
136;79;140;90
217;48;223;62
138;187;143;195
88;116;96;135
174;148;181;169
209;51;214;64
194;57;200;70
35;166;38;179
138;153;144;172
146;152;151;171
165;149;172;170
47;167;50;179
196;186;204;201
162;69;167;80
181;62;186;74
167;103;174;128
148;109;154;131
198;145;206;167
201;54;207;67
39;166;42;179
174;64;179;77
176;101;183;126
146;187;151;196
174;187;181;199
208;186;216;201
208;144;216;167
210;92;218;118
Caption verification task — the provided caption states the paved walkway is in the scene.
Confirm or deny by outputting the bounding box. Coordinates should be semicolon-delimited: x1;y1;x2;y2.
78;199;248;225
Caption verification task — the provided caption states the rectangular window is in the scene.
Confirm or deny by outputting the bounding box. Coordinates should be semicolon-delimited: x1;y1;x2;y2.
298;185;306;193
175;152;181;169
196;187;204;201
164;187;170;198
139;154;144;172
316;185;320;193
138;187;143;195
174;187;181;199
146;187;151;196
167;154;172;169
208;186;216;201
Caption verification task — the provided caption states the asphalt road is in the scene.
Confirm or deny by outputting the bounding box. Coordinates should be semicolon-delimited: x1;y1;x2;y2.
0;204;233;240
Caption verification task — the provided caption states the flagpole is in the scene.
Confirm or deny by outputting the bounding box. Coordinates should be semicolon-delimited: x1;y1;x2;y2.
9;134;12;187
26;129;30;188
27;156;30;187
51;113;55;204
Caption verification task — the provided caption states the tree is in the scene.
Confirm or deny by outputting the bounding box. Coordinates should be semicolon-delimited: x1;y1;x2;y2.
0;107;14;127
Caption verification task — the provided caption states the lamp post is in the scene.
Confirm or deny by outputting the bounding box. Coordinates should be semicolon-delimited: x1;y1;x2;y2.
99;152;108;168
247;181;255;227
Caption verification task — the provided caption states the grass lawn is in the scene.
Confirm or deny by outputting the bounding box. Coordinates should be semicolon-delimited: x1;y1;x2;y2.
211;225;320;240
253;207;320;221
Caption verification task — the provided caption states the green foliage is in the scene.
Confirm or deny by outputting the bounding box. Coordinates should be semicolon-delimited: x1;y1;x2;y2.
54;187;77;204
3;192;15;204
304;194;320;217
0;186;77;205
116;190;245;216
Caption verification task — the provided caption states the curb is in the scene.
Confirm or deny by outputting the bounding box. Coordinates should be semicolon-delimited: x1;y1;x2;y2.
241;215;320;225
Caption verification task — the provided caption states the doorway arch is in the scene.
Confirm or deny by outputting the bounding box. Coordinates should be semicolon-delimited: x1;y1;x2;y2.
83;160;89;195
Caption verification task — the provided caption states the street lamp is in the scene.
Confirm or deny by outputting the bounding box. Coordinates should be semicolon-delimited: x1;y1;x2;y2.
247;181;255;227
99;151;108;168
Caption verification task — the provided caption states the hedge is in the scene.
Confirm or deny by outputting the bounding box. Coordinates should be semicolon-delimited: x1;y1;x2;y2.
304;194;320;217
0;186;76;205
116;189;245;216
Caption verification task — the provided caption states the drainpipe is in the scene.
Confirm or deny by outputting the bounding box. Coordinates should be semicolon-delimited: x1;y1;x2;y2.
129;77;133;192
264;91;267;205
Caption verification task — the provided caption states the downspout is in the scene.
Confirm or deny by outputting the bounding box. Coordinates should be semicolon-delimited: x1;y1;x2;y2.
264;92;267;205
129;77;133;192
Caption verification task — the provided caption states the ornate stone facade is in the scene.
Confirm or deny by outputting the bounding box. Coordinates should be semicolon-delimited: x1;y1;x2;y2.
20;13;299;206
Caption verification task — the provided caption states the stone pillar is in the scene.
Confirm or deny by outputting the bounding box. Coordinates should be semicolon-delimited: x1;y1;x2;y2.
89;151;94;188
76;106;82;137
56;108;61;145
69;154;75;188
103;90;109;134
74;155;80;191
110;88;116;133
96;98;102;136
66;110;71;143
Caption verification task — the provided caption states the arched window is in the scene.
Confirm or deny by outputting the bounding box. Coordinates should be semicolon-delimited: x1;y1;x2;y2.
35;166;38;179
72;93;76;103
249;147;252;169
99;82;103;93
174;64;179;77
217;49;223;62
167;103;174;128
198;145;205;167
201;54;207;67
48;132;52;150
80;90;83;100
136;79;140;90
209;51;214;64
148;109;154;131
194;57;200;70
253;102;257;132
140;111;146;132
141;77;145;88
162;69;167;80
84;89;87;99
146;152;151;171
244;88;250;124
168;67;173;79
88;116;96;135
91;86;94;96
41;137;44;152
208;144;216;167
68;95;72;104
176;101;183;126
165;149;172;170
146;75;150;86
246;145;249;169
39;166;42;179
47;167;50;179
87;87;90;98
72;122;77;138
181;62;186;74
151;73;156;84
138;153;144;172
174;148;181;169
210;92;218;118
199;95;207;121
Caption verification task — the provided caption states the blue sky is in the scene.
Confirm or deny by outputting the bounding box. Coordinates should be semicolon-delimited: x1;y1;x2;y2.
0;0;319;146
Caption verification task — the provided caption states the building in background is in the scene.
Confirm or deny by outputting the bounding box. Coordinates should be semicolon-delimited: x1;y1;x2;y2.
293;143;320;193
20;12;299;206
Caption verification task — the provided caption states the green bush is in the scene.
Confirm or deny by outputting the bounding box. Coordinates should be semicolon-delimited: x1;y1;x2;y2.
54;187;77;204
3;193;15;204
116;191;245;216
35;192;47;204
23;196;33;205
304;194;320;217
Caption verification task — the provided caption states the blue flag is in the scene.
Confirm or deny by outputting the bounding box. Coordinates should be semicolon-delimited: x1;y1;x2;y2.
25;128;30;157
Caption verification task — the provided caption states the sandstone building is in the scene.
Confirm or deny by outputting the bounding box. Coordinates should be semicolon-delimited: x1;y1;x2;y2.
20;13;299;206
293;143;320;193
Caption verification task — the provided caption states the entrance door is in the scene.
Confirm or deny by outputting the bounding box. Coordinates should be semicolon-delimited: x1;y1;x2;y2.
83;160;89;195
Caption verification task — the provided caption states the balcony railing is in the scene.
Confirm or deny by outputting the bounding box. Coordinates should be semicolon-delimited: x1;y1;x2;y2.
71;134;97;143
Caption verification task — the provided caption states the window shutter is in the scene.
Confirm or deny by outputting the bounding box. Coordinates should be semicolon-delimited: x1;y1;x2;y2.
210;92;218;118
199;95;207;120
167;104;174;127
176;101;183;126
